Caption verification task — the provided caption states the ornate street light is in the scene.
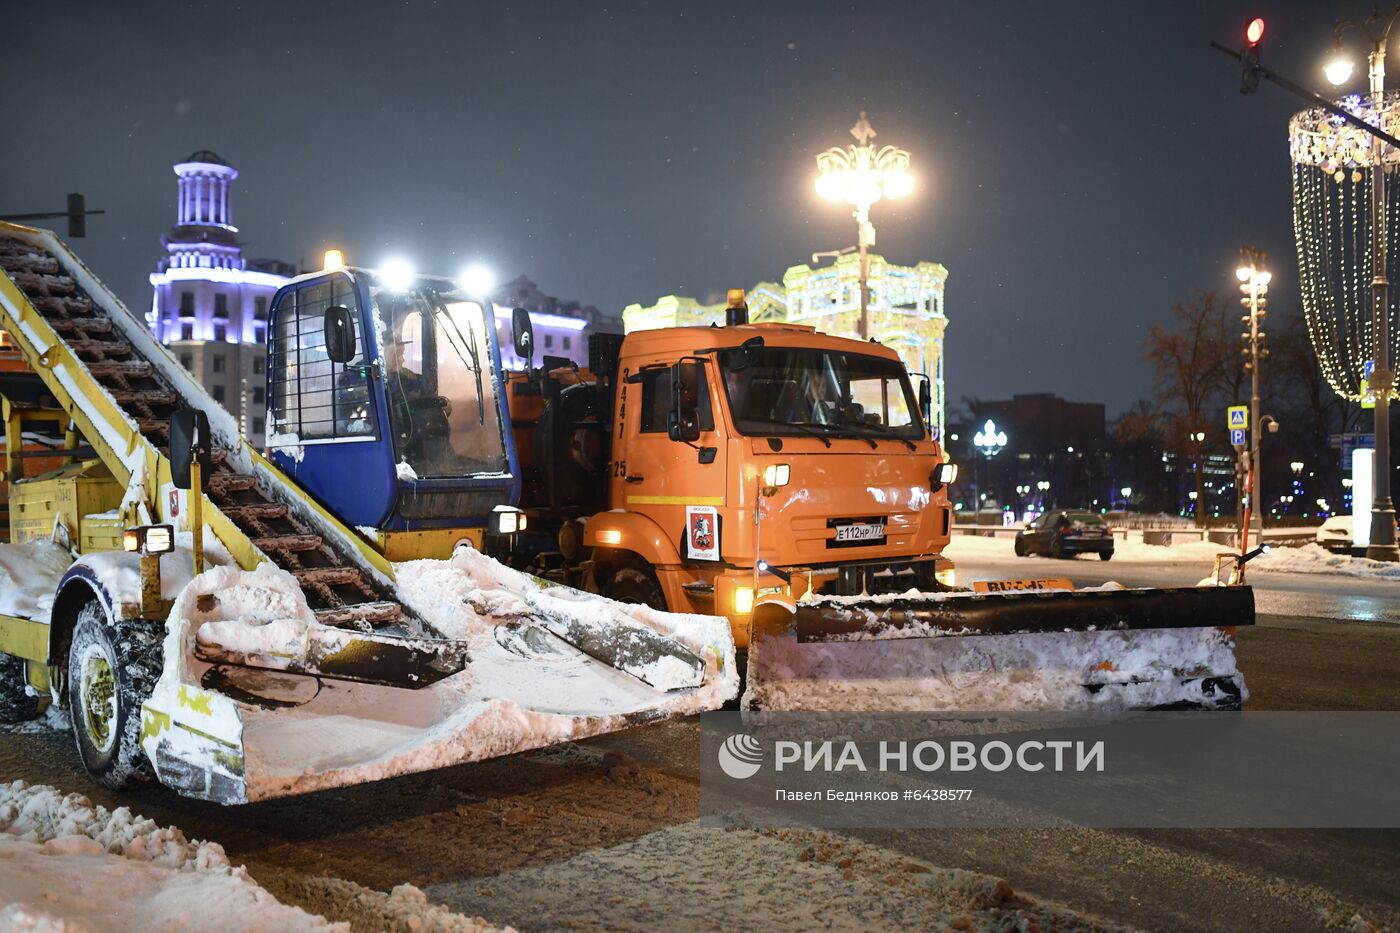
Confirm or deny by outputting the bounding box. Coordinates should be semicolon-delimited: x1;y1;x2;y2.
973;419;1007;457
1290;5;1400;559
814;112;913;339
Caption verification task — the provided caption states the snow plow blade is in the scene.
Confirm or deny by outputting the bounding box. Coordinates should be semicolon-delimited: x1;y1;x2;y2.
194;622;471;689
786;585;1255;642
744;586;1253;713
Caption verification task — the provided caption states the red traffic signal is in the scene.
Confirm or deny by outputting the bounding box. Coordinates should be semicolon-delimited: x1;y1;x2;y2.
1246;17;1265;45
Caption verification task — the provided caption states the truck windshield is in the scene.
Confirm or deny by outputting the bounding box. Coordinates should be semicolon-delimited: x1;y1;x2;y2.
372;284;508;478
717;347;924;440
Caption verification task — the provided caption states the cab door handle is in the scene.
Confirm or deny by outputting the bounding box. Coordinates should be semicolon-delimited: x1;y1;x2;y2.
625;474;645;484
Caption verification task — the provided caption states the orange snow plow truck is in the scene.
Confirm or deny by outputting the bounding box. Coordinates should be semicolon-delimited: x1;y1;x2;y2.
482;290;1256;711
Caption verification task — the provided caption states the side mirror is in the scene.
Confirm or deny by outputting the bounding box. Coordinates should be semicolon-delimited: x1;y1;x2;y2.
725;335;764;372
512;307;534;369
667;411;701;443
668;362;702;443
323;305;357;364
918;377;932;423
169;409;211;491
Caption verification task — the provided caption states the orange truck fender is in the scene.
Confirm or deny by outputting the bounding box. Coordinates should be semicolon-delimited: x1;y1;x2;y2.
583;510;683;576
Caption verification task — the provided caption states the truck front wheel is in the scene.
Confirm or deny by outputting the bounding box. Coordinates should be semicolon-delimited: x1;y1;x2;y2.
602;563;667;612
67;603;163;789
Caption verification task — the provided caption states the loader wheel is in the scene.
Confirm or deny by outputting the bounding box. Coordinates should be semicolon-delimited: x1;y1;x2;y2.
67;603;163;789
602;563;667;611
0;653;41;725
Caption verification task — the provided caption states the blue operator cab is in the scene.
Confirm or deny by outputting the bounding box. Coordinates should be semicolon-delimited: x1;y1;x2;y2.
264;266;520;557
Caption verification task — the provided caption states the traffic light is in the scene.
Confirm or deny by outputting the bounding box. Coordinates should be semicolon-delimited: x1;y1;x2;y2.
1241;18;1265;94
66;192;86;238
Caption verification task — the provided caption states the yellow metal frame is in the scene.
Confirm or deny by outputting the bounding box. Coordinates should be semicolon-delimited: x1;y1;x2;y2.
371;527;485;562
0;221;400;586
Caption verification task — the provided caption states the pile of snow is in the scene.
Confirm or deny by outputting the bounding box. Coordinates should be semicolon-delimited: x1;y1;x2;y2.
0;540;72;622
191;562;319;661
0;780;340;931
1250;542;1400;580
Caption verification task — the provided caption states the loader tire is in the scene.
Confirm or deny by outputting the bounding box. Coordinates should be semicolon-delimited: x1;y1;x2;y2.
0;653;41;725
603;563;667;612
67;603;163;790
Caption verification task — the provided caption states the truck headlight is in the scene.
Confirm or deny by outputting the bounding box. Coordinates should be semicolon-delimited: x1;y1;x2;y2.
934;462;958;485
493;506;525;534
762;463;790;488
733;586;754;615
123;524;175;554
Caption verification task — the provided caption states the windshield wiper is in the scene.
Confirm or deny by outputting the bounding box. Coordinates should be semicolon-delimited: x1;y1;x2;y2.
843;421;917;451
428;292;486;424
751;420;833;447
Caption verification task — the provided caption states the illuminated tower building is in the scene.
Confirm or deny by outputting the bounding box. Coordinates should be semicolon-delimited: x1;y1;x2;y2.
148;150;294;446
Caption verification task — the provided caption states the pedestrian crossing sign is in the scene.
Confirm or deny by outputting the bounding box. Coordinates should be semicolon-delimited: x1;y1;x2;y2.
1227;405;1248;430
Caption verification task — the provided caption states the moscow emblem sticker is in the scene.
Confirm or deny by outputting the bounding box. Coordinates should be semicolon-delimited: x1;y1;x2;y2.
686;505;720;561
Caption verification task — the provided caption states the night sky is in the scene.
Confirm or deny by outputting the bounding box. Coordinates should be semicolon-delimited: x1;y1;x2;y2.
3;1;1348;415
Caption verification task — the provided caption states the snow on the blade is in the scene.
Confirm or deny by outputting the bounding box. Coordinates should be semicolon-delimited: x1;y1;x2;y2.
746;624;1244;712
396;459;419;481
746;580;1242;712
190;562;317;659
397;546;730;691
154;546;736;801
0;780;343;931
0;540;72;622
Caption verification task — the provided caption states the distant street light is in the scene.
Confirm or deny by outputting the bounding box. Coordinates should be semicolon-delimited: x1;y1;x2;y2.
974;419;1007;457
972;419;1007;509
815;112;913;340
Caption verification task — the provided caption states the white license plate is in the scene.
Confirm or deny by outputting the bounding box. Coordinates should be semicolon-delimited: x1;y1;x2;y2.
834;523;885;542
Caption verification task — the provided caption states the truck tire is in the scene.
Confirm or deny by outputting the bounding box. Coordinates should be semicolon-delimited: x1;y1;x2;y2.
0;653;41;725
67;603;162;789
602;563;667;612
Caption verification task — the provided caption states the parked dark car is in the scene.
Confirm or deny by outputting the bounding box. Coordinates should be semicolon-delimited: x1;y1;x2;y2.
1014;510;1114;560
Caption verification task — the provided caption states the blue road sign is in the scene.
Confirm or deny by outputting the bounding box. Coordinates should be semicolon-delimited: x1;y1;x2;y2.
1230;428;1247;446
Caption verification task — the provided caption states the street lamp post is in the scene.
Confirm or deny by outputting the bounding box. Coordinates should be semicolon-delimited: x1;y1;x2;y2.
1327;9;1400;560
973;419;1007;516
815;112;914;340
1236;249;1272;532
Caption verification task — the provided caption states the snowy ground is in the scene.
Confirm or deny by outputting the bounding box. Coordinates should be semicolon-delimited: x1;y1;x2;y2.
949;531;1400;581
947;531;1236;565
0;779;509;932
